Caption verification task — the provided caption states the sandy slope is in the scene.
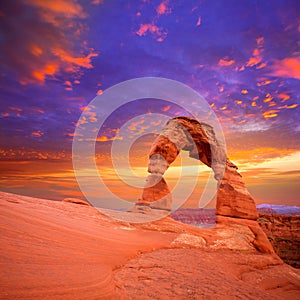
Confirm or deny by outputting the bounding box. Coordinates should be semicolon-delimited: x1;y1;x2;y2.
0;191;299;299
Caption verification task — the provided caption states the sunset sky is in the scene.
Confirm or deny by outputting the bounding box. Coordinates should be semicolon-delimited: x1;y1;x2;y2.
0;0;299;208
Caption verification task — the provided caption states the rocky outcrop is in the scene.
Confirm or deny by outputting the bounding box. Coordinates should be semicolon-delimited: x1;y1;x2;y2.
258;213;300;268
135;175;172;211
171;208;300;267
63;197;90;206
134;116;273;255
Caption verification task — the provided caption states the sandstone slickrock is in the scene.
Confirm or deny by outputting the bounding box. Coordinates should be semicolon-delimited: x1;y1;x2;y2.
1;191;299;299
137;116;258;220
139;175;172;210
216;160;259;220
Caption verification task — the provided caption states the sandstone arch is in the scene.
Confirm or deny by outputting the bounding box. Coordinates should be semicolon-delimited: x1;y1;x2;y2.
136;116;259;220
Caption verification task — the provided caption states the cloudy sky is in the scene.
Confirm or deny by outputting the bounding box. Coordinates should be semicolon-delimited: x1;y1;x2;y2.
0;0;299;207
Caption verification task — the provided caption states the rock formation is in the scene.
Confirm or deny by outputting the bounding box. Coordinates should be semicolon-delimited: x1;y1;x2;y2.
171;208;216;225
216;160;259;219
137;116;258;220
258;213;300;268
63;197;90;206
134;116;276;254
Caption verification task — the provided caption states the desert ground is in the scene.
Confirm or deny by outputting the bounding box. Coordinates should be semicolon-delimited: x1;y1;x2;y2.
1;191;299;299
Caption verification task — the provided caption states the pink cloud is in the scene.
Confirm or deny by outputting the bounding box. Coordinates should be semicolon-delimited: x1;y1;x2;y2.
31;131;44;137
268;57;300;80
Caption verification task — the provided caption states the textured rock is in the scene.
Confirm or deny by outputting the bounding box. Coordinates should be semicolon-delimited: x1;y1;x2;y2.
216;215;276;254
258;213;300;268
63;197;90;206
138;116;259;220
1;191;299;299
138;175;172;210
216;160;259;220
171;208;300;267
171;208;216;225
114;249;298;300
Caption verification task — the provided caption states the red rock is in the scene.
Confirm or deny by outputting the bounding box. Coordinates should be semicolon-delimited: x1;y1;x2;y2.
137;175;172;210
1;191;299;299
216;160;259;220
138;116;259;220
63;197;90;206
216;215;276;254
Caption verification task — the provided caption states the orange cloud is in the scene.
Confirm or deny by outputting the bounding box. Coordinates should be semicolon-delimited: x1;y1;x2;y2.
128;119;145;131
53;48;98;70
246;52;262;67
268;57;300;80
1;0;98;85
229;147;295;164
257;79;272;86
278;103;299;109
96;136;123;142
277;93;290;102
263;93;273;103
263;109;278;119
287;103;298;109
25;0;87;25
218;58;234;67
256;63;267;69
26;63;58;85
246;37;264;67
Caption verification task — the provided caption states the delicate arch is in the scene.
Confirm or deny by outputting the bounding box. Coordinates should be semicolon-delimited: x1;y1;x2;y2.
136;117;258;220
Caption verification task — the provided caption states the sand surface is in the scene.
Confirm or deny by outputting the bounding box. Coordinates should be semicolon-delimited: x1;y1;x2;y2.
1;191;299;299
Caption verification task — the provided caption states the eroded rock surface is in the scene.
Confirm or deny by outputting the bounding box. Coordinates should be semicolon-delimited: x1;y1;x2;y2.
137;116;258;220
216;160;259;220
1;192;299;299
63;197;90;206
258;213;300;268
